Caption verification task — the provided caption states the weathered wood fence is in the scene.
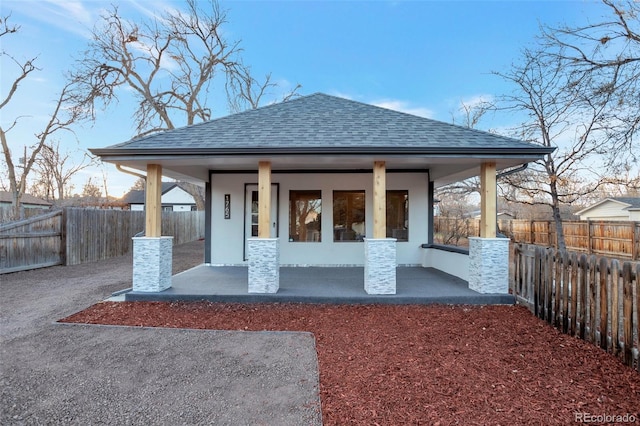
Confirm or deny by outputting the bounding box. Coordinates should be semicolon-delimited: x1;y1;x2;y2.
0;210;65;273
512;244;639;372
434;218;640;260
1;208;205;273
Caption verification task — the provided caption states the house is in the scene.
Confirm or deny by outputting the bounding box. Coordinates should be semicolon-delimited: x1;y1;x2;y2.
471;211;514;221
0;191;52;209
122;182;197;212
575;197;640;221
90;93;552;296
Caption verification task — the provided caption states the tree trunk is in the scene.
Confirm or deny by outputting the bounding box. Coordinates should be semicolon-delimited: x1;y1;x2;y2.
549;181;566;252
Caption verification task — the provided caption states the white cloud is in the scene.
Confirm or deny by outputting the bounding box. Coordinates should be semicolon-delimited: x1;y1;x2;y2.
129;0;182;22
459;94;494;109
328;90;355;100
371;99;434;118
46;0;92;26
6;0;95;39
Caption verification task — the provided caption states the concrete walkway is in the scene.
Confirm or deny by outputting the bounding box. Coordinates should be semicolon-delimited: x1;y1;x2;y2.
0;242;322;425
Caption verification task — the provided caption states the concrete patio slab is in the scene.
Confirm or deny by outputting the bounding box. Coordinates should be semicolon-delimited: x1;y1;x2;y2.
124;265;514;305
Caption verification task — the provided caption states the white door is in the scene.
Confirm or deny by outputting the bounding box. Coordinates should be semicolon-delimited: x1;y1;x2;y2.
244;184;278;260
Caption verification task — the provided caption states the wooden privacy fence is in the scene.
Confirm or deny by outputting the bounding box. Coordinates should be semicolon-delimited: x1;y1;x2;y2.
434;217;640;260
1;208;205;273
509;220;640;260
512;244;640;372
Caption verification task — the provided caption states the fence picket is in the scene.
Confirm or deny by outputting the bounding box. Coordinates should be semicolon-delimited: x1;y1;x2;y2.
609;260;619;355
511;244;640;372
578;254;588;340
598;257;608;350
562;251;570;334
570;252;578;336
634;264;640;371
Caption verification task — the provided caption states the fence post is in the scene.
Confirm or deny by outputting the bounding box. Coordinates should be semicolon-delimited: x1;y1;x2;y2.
60;208;67;266
632;222;638;261
609;260;619;355
587;220;593;254
528;220;533;244
598;257;609;350
569;252;578;336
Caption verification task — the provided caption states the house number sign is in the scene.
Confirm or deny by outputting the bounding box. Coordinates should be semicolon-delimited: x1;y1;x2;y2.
224;194;231;219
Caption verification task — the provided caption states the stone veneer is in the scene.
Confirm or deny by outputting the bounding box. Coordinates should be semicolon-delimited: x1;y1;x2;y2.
247;238;279;293
468;237;509;294
364;238;397;295
132;236;173;292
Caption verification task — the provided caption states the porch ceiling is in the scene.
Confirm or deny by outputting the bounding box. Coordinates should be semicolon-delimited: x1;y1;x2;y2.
105;153;541;188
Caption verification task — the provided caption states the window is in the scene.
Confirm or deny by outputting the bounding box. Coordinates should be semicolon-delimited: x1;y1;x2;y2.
333;191;365;242
162;206;173;212
289;190;322;242
387;190;408;241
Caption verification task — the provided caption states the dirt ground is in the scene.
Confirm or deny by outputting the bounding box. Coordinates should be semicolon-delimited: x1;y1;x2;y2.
1;240;322;425
63;300;639;425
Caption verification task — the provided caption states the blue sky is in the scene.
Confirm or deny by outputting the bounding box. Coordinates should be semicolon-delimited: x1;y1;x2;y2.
1;0;609;197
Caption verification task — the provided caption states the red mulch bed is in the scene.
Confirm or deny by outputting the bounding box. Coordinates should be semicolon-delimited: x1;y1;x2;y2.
61;302;639;425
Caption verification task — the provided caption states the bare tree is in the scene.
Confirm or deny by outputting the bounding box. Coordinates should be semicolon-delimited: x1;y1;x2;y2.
69;0;300;208
31;140;95;202
493;1;639;251
451;98;496;130
541;0;639;159
227;64;301;113
1;16;84;219
436;99;495;198
70;0;240;135
129;177;146;191
81;177;102;204
434;194;476;246
495;44;625;251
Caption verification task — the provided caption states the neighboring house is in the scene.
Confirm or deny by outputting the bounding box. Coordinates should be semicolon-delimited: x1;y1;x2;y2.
471;211;514;221
122;182;197;212
0;191;53;209
575;197;640;221
91;93;552;296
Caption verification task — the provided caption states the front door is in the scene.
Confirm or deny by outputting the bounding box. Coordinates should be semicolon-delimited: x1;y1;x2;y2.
244;184;278;260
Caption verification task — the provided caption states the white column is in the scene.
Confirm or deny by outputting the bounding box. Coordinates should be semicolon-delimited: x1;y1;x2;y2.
364;238;397;294
468;237;509;294
468;161;508;294
132;164;173;292
364;161;396;294
248;161;279;293
248;238;279;293
133;236;173;292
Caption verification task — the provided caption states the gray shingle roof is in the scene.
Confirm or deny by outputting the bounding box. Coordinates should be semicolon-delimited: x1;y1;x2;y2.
93;93;548;155
0;191;52;206
121;182;178;204
611;197;640;209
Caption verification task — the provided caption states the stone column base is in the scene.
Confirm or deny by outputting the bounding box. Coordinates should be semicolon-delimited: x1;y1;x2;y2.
248;238;279;293
468;237;509;294
364;238;397;295
132;236;173;292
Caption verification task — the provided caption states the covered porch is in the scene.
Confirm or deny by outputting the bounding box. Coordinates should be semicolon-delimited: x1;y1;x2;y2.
122;264;514;305
91;94;554;301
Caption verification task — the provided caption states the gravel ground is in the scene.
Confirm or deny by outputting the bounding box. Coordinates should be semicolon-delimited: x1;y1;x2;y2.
0;240;322;425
